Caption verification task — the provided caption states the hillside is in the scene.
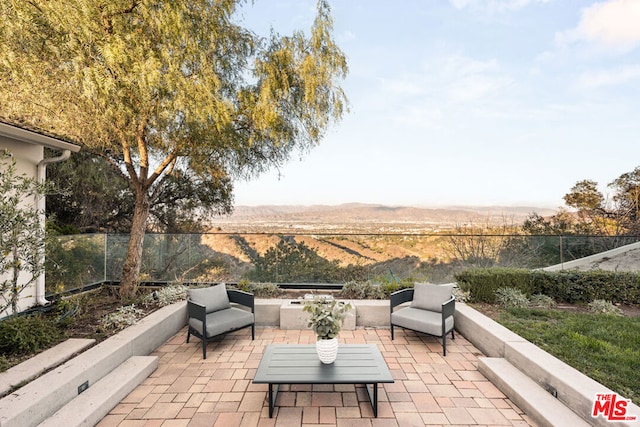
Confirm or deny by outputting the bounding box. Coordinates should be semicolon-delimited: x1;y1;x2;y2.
209;203;557;233
195;204;559;283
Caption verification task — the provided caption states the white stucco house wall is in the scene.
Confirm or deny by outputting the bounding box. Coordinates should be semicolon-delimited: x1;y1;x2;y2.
0;121;80;318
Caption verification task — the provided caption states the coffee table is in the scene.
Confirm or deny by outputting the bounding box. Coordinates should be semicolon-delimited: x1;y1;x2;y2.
253;344;394;417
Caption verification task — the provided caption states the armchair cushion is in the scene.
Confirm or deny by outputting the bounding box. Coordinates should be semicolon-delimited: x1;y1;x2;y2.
188;307;255;338
188;284;230;314
411;283;453;313
391;307;454;337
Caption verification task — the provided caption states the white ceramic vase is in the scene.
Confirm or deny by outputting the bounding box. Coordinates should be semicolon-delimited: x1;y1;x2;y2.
315;337;339;364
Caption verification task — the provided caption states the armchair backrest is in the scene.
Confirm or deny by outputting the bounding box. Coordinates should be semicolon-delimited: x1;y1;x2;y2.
410;283;454;313
188;284;231;314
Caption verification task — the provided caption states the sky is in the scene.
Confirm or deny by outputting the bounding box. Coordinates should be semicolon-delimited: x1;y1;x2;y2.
232;0;640;209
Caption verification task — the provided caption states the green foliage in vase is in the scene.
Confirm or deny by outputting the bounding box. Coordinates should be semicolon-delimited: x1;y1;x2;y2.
303;297;352;340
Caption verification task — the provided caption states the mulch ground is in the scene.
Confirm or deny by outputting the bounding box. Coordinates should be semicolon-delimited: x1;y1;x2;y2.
50;286;159;341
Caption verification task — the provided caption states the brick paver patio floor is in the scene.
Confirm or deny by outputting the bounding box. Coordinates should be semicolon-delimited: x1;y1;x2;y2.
97;327;536;427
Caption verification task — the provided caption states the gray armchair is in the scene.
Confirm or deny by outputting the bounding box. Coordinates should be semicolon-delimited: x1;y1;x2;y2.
187;284;255;359
390;283;455;355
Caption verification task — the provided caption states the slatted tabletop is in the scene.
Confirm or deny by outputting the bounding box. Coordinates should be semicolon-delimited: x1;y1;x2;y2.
253;344;394;417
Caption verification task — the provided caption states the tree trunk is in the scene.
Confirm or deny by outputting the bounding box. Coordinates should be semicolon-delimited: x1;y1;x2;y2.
11;241;19;314
119;190;151;301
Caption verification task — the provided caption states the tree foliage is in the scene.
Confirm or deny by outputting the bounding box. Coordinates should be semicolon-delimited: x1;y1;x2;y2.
520;167;640;265
46;150;134;234
525;166;640;238
0;0;348;299
443;220;526;268
0;152;50;314
47;149;232;233
248;238;343;283
609;167;640;234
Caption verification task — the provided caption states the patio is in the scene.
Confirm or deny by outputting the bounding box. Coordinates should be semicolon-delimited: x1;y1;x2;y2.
96;326;535;427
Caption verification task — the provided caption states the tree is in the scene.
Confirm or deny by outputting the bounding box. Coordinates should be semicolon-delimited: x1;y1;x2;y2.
443;220;522;268
0;0;348;299
47;149;232;233
564;180;604;210
609;167;640;234
562;179;614;235
46;150;134;234
248;238;342;283
521;167;640;265
521;210;607;265
0;151;49;314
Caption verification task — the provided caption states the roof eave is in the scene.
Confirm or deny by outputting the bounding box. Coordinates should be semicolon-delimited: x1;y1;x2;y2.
0;122;81;152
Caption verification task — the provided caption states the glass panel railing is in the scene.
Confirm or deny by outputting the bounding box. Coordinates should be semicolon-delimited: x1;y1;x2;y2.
45;234;106;292
44;233;640;294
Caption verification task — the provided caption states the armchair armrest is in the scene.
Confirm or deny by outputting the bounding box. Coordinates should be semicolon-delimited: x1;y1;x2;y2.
441;296;455;319
227;289;254;312
390;288;414;311
187;300;207;322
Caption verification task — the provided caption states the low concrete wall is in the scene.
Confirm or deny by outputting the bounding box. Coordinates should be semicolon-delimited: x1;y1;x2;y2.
352;300;390;327
254;298;392;330
255;299;283;327
454;303;527;357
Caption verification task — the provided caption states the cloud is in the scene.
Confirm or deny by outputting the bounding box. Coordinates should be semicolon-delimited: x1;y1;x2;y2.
556;0;640;53
576;64;640;88
449;0;551;12
393;106;445;129
439;56;505;103
383;55;504;100
339;30;356;44
379;55;513;128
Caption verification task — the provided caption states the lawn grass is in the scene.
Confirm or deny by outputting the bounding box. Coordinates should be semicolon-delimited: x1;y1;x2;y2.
496;308;640;405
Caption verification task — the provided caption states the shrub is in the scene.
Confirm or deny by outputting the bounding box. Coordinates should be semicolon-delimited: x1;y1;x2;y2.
53;296;82;327
455;268;640;305
101;305;144;331
455;268;533;303
0;315;62;355
0;355;9;372
377;277;414;296
234;281;282;298
588;299;623;316
495;287;529;309
142;284;188;307
529;294;557;309
452;286;471;303
338;281;386;299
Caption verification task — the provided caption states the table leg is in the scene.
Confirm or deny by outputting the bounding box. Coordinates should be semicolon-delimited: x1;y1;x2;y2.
268;383;279;418
365;383;379;417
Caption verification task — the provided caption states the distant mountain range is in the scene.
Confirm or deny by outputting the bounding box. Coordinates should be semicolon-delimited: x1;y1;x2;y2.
210;203;558;233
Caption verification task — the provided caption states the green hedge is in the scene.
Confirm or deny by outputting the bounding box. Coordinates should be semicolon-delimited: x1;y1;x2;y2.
455;268;640;304
454;268;533;303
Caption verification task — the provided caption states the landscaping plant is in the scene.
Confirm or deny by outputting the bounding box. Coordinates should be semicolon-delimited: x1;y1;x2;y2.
303;297;352;340
588;299;623;316
495;287;529;309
